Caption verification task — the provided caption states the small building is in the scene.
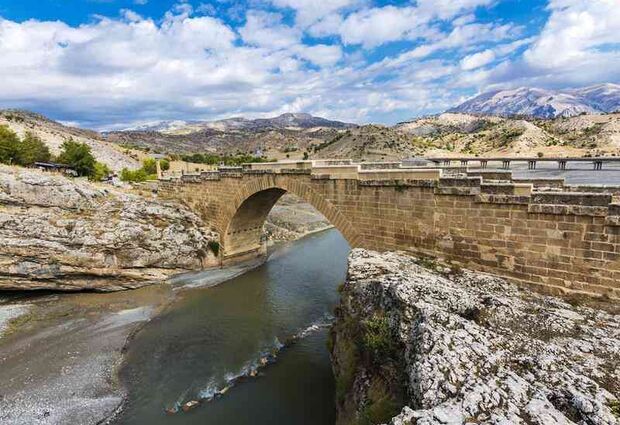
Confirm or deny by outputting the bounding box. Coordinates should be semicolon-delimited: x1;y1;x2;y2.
34;162;78;176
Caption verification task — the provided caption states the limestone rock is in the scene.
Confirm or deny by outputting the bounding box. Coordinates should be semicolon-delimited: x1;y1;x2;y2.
332;249;620;425
0;165;218;291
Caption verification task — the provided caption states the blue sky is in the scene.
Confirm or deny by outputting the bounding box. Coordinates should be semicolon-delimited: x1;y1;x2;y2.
0;0;618;129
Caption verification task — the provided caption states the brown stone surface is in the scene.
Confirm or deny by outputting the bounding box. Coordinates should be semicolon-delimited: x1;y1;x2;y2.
159;169;620;299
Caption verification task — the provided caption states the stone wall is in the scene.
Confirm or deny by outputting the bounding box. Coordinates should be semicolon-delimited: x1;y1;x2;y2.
158;166;620;299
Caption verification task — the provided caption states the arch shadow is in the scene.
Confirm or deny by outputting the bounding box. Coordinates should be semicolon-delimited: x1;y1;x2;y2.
220;181;358;263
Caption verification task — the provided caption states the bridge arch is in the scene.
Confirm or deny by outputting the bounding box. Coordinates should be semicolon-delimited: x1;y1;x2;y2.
220;178;359;262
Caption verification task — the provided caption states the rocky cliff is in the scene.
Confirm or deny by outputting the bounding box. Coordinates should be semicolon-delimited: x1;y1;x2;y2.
331;249;620;425
0;165;218;291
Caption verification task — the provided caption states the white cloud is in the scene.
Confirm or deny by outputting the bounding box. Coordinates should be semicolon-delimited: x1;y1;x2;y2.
416;0;496;20
0;0;617;128
524;0;620;70
461;49;495;70
338;6;429;48
294;44;343;67
271;0;359;27
239;11;300;49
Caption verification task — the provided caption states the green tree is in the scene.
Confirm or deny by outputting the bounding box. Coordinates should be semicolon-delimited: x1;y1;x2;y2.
57;139;96;177
90;162;112;182
0;125;20;165
120;167;149;182
142;158;158;175
17;132;51;166
160;158;170;171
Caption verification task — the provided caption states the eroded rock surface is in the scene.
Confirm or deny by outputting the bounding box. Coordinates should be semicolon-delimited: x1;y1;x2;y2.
332;249;620;425
0;166;218;291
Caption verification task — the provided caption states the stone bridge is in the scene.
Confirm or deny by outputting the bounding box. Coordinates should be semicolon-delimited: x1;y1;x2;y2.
158;160;620;300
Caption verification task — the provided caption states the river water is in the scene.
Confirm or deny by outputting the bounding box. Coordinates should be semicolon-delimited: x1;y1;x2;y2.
113;165;620;425
115;229;350;425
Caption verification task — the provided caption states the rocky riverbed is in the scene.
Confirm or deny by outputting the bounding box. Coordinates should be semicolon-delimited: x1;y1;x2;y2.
331;249;620;425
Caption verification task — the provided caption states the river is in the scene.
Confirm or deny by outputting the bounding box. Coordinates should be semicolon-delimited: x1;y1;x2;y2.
114;229;350;425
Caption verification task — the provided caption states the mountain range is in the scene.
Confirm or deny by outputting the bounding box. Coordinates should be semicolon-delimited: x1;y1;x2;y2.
121;113;354;134
449;83;620;119
1;83;620;167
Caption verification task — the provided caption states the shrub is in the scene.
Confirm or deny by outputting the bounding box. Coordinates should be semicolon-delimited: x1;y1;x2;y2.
90;162;112;182
207;241;220;257
0;125;21;164
362;314;394;361
160;158;170;171
57;139;96;177
120;167;152;182
17;132;51;166
141;158;158;175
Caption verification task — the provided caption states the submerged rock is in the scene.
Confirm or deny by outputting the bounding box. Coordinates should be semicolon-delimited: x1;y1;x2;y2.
331;249;620;425
182;400;200;412
0;165;218;291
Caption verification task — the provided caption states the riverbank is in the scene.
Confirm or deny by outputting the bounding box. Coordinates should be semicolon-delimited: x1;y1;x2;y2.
0;224;336;425
331;249;620;425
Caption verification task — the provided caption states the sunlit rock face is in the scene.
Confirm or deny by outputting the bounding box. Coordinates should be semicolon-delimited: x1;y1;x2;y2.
331;249;620;425
0;165;218;291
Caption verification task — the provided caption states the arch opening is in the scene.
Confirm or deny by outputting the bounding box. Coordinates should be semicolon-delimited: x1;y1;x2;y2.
222;187;287;261
219;180;358;265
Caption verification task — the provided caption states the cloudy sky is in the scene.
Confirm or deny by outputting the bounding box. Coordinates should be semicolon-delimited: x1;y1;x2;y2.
0;0;618;129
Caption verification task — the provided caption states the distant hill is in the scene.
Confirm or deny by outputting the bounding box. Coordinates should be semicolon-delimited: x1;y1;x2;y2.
0;110;139;171
4;109;620;165
312;125;431;161
449;83;620;119
395;112;620;157
121;113;355;134
107;113;356;159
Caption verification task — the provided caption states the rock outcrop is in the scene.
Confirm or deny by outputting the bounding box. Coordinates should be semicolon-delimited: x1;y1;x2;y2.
0;165;218;291
331;249;620;425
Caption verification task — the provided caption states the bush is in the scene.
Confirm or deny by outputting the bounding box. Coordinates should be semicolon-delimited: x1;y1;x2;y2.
0;125;21;164
362;314;394;361
90;162;112;182
180;152;270;166
17;132;51;166
207;241;220;257
120;167;153;182
141;158;158;175
57;139;96;177
0;127;52;167
160;158;170;171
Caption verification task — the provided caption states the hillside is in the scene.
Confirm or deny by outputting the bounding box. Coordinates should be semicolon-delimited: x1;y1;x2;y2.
122;113;354;134
4;109;620;164
0;110;139;171
394;112;620;157
106;113;354;159
450;83;620;118
312;125;432;161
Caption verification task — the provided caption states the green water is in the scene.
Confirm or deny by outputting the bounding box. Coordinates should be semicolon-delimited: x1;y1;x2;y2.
115;229;350;425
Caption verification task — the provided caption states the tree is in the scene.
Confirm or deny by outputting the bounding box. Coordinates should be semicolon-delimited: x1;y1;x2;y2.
120;167;149;182
17;132;51;166
160;158;170;171
141;158;158;175
90;162;112;181
0;125;20;165
57;139;96;177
